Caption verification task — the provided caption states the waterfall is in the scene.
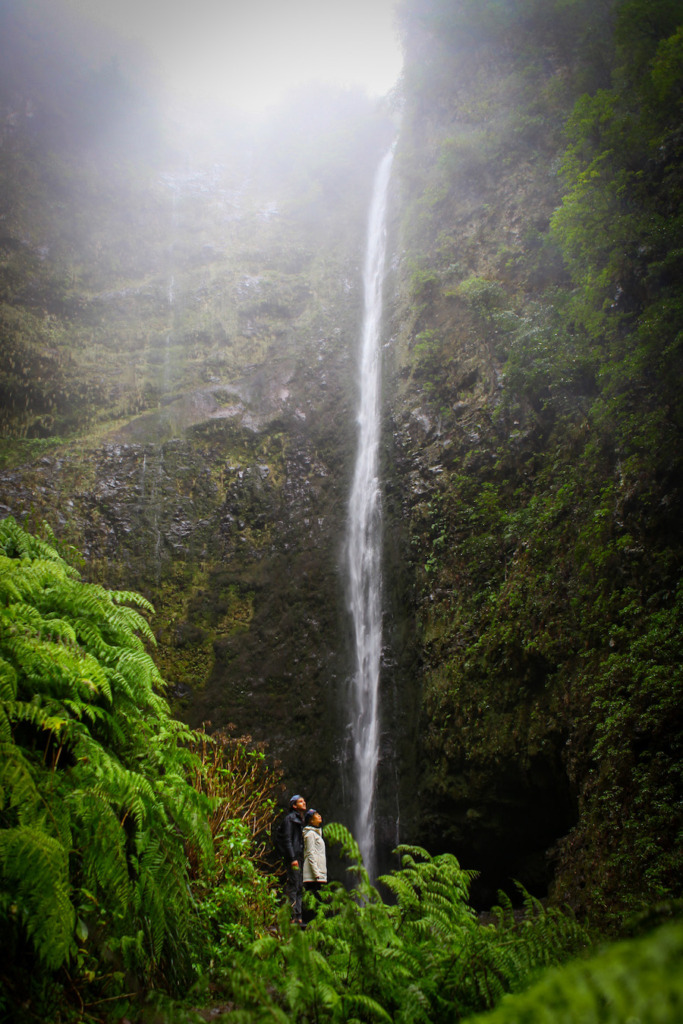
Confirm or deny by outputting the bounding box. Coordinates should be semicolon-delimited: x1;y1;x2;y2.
346;146;394;879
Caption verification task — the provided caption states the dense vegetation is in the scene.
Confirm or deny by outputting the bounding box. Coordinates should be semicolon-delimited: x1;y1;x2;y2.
0;519;280;1020
0;522;680;1022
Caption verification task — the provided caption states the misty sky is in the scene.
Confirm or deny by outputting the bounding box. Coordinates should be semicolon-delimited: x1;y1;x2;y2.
68;0;403;113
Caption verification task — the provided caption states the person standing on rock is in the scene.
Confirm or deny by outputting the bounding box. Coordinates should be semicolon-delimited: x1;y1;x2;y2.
284;793;306;925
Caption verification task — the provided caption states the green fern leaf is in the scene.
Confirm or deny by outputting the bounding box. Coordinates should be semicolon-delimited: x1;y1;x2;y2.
0;825;75;969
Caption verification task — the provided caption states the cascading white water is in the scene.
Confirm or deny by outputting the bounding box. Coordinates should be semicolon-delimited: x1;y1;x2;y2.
346;146;394;879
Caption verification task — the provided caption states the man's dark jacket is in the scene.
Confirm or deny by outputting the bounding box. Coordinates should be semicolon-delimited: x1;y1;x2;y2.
283;809;304;863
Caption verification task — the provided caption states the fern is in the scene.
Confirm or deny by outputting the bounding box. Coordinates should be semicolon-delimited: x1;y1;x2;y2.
67;788;132;907
0;519;78;569
0;826;75;969
221;823;592;1023
0;655;18;701
340;993;394;1022
468;919;683;1024
322;820;378;900
0;517;213;1010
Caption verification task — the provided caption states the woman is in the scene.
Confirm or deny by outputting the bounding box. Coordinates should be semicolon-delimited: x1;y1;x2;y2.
302;808;327;918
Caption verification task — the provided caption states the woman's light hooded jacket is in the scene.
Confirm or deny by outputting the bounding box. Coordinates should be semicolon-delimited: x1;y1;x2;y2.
303;825;327;882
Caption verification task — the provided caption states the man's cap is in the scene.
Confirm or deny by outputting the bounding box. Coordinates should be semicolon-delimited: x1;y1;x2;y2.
289;794;303;806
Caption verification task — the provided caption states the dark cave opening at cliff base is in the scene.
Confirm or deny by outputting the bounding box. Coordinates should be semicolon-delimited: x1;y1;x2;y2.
420;754;579;910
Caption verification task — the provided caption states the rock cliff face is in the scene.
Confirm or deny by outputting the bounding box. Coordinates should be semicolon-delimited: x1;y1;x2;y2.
380;0;683;917
374;32;582;899
0;24;412;840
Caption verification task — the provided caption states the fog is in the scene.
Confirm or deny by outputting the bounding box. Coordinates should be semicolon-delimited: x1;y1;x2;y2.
65;0;403;115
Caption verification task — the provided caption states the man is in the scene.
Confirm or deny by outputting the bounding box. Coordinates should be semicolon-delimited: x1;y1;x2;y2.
283;793;306;924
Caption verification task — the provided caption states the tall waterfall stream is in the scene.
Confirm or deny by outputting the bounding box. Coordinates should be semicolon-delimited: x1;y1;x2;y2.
346;147;394;878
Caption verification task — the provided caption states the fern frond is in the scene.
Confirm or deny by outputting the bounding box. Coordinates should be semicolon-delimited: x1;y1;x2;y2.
0;556;27;603
323;821;363;863
251;934;282;959
340;992;394;1023
490;888;516;929
396;983;433;1024
0;825;75;969
323;821;379;898
109;589;155;616
0;656;17;700
380;872;422;915
114;646;158;689
3;601;44;639
105;605;151;646
0;518;79;573
0;707;10;745
5;696;76;741
0;746;42;816
37;614;79;645
394;843;434;865
68;788;132;905
469;921;683;1024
